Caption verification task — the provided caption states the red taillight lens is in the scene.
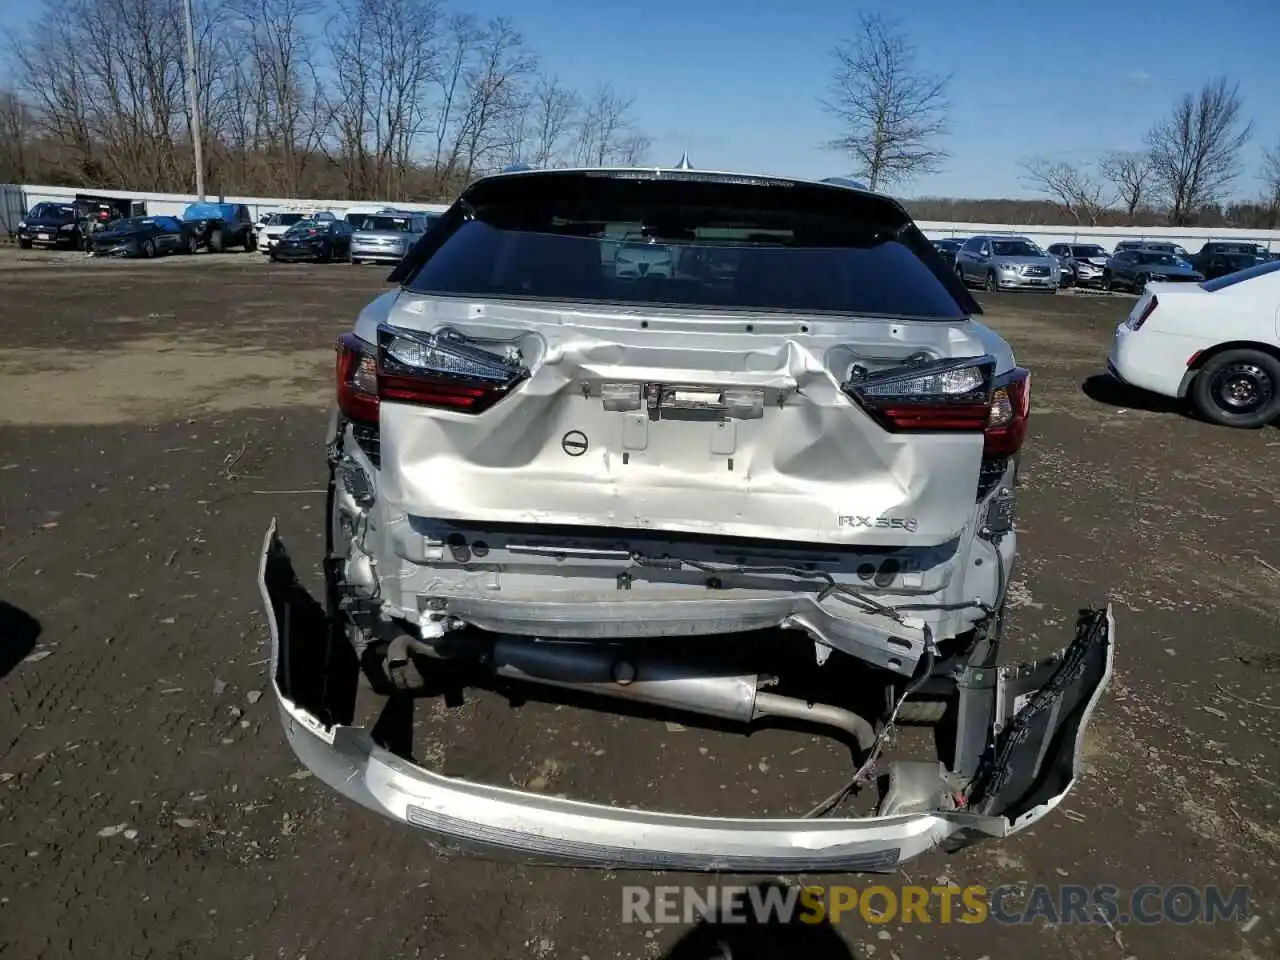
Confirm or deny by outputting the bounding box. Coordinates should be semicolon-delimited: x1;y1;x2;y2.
336;333;379;423
983;367;1030;458
1130;295;1158;331
844;356;996;432
376;326;527;415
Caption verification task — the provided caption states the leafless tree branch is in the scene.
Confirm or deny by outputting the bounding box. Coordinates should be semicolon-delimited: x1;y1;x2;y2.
820;13;950;191
1146;76;1252;225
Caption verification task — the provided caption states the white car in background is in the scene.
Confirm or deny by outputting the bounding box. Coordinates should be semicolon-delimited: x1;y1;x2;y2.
1107;260;1280;428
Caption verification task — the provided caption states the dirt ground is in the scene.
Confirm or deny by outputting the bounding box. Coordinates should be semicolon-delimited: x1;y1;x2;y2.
0;249;1277;960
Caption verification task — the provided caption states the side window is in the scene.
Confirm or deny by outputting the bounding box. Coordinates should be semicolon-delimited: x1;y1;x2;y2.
980;242;992;257
961;237;981;253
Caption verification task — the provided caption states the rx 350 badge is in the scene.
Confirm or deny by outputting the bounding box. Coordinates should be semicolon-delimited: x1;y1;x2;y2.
838;515;919;533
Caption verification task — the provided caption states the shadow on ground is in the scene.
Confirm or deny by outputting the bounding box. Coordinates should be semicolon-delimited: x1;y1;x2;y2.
0;602;41;679
1081;373;1188;418
660;884;859;960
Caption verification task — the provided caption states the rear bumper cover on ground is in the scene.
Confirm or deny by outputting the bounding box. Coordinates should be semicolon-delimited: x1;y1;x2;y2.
259;521;1114;872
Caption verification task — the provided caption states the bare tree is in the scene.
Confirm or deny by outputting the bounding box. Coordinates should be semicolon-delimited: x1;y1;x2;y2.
820;13;950;191
326;0;442;200
1262;141;1280;221
1097;150;1152;221
1146;77;1252;225
456;18;536;181
1018;158;1107;225
525;74;579;167
0;89;34;182
227;0;327;196
573;84;648;165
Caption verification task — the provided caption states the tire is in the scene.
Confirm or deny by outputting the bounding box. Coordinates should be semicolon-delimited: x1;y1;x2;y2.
141;238;156;258
17;238;31;249
350;256;361;265
185;234;198;255
1134;273;1149;292
1103;270;1114;291
984;270;998;293
955;263;965;286
244;230;257;252
209;228;224;253
1189;349;1280;428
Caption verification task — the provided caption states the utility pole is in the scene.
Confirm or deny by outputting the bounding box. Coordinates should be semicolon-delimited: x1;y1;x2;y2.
181;0;206;199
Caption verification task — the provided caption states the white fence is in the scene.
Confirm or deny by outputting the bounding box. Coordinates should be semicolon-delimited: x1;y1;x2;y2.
3;182;1279;253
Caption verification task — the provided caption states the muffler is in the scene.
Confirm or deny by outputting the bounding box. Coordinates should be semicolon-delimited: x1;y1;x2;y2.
389;631;877;751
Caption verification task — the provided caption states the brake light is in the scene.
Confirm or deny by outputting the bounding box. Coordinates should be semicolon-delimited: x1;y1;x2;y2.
1130;295;1158;330
376;325;527;414
983;367;1030;458
843;356;996;432
336;333;379;422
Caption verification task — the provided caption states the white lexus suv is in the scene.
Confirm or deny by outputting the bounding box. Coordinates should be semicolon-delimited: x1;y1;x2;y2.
260;167;1113;874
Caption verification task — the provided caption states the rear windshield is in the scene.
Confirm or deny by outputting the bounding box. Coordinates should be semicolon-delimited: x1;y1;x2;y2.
270;213;306;226
991;240;1041;257
404;182;966;319
1201;260;1280;291
355;215;412;232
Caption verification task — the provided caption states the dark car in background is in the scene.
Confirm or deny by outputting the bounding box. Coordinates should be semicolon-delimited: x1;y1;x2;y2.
1047;242;1111;288
90;216;194;258
16;202;83;249
1190;241;1271;280
1114;240;1193;263
1103;248;1203;292
932;237;963;268
180;202;257;252
268;219;354;262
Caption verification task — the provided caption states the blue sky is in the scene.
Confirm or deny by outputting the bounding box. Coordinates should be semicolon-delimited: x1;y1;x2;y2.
7;0;1280;199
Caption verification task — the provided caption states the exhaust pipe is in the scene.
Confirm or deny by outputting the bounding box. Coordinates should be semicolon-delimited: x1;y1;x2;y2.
390;632;877;752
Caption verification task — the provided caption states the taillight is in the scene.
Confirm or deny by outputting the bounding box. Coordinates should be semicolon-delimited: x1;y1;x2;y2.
1130;295;1158;330
376;325;527;414
336;333;379;423
983;367;1030;458
843;356;996;432
842;355;1031;458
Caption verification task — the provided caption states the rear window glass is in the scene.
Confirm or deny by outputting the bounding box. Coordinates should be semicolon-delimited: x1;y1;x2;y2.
355;215;412;231
404;183;966;319
1201;260;1280;291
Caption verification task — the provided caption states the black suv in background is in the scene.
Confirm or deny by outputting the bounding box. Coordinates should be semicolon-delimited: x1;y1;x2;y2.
16;202;84;249
1190;242;1271;280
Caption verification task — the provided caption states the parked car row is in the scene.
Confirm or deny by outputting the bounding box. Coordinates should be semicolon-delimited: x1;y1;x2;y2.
262;207;441;265
14;198;444;264
931;234;1277;295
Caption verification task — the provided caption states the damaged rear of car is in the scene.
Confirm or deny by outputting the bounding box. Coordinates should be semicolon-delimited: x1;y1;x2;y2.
260;167;1113;872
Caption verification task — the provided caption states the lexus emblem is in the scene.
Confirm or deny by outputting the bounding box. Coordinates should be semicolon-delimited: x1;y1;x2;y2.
561;430;589;457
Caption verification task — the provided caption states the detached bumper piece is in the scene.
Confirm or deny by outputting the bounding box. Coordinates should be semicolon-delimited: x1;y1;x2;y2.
259;522;1114;873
